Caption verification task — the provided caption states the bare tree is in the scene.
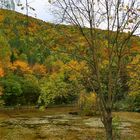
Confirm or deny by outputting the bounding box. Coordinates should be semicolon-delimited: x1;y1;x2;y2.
0;0;15;10
49;0;140;139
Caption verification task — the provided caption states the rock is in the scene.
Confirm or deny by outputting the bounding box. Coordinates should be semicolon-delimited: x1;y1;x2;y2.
69;112;78;115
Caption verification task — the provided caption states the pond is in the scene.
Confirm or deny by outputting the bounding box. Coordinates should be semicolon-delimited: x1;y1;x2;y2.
0;107;140;140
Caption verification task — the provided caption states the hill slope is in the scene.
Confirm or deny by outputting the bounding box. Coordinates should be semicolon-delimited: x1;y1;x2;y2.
0;9;140;108
0;9;139;65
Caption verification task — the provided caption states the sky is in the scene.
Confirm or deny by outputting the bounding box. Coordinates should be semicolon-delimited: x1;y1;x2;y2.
15;0;54;22
13;0;140;35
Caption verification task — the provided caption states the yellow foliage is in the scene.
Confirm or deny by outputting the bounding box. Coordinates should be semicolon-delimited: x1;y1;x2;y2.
127;54;140;97
50;72;59;80
79;91;97;106
51;60;64;73
127;55;140;78
64;60;88;81
66;60;87;72
78;91;97;115
102;60;109;66
69;74;77;81
0;15;4;22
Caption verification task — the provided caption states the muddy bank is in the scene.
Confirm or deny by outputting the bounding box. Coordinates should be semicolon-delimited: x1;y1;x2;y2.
0;107;140;140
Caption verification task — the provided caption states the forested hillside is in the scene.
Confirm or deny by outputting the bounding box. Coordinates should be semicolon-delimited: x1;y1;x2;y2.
0;9;140;112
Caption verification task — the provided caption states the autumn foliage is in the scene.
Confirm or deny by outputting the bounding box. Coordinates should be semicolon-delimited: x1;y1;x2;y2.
0;67;4;77
0;9;139;112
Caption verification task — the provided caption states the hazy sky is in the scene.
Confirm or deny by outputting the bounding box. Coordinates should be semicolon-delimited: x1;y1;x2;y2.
15;0;54;22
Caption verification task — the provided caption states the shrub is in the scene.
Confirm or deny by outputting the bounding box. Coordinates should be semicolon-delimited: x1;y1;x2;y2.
126;93;140;112
78;91;97;116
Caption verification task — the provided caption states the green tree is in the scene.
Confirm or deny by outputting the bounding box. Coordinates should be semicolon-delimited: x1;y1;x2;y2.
21;74;41;105
0;74;22;106
38;67;82;107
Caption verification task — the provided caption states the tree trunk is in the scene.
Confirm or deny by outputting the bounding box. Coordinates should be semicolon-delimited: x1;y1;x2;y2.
103;111;113;140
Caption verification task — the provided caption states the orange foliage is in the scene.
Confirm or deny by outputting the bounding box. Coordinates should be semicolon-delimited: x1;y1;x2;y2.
9;60;32;75
32;64;47;76
0;67;4;77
